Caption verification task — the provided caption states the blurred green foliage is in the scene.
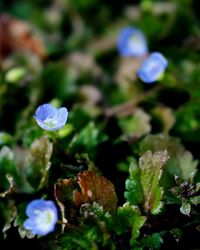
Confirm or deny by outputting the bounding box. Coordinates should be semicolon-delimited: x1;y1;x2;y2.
1;0;200;249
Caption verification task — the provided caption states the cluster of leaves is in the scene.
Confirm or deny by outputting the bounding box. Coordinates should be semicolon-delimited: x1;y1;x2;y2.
1;0;200;249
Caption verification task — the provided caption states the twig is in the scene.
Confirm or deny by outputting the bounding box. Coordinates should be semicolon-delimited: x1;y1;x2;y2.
104;85;163;117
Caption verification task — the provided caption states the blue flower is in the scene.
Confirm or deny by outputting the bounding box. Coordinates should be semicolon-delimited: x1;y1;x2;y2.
137;52;168;83
34;104;68;131
117;27;148;57
23;199;58;236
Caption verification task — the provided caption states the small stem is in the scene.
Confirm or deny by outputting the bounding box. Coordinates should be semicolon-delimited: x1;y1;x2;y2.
104;85;163;117
57;220;78;230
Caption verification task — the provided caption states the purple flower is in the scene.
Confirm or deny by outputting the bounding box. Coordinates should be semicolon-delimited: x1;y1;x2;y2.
23;199;58;236
117;27;148;57
137;52;168;83
34;104;68;131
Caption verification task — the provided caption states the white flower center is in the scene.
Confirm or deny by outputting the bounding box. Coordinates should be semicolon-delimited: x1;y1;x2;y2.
35;209;56;232
128;35;144;51
43;117;57;128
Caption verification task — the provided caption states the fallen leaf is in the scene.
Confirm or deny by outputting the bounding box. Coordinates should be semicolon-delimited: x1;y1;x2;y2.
73;171;118;213
54;179;77;231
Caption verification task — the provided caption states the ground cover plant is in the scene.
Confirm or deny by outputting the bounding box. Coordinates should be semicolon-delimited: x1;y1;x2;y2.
1;0;200;249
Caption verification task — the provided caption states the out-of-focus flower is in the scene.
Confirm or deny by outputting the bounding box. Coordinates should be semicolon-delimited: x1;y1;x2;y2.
117;27;148;57
34;104;68;131
23;199;58;236
137;52;168;83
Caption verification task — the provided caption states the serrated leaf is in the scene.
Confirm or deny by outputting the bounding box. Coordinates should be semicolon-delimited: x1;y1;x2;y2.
139;150;169;214
115;203;146;239
139;134;197;185
131;212;146;242
25;136;53;190
124;161;144;205
73;171;118;213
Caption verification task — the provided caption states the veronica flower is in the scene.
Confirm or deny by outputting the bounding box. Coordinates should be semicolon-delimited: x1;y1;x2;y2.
34;104;68;131
23;199;58;236
117;27;148;57
137;52;168;83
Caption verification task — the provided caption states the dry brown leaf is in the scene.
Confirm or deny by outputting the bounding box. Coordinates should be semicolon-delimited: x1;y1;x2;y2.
73;171;118;213
54;178;77;231
0;14;47;61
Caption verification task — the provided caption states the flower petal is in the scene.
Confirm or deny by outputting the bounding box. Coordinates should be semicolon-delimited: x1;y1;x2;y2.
35;104;57;121
26;199;50;217
55;107;68;129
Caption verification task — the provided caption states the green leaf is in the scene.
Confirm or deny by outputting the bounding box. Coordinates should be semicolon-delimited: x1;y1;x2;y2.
0;132;13;145
178;151;198;181
118;108;151;139
69;106;95;131
68;122;107;159
140;232;164;250
139;134;198;185
124;161;144;205
139;150;169;214
117;156;136;172
60;223;115;250
180;199;191;216
0;146;18;191
131;212;146;244
58;123;74;139
115;203;146;238
169;228;183;243
5;67;26;83
190;195;200;205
